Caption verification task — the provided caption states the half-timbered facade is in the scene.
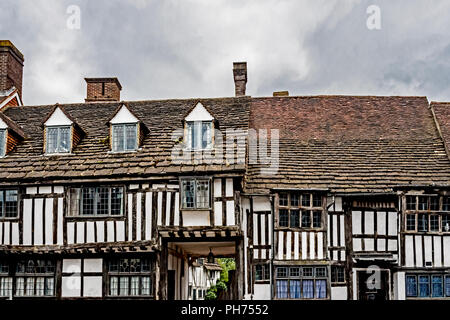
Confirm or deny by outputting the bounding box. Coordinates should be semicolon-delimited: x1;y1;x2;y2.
0;40;450;300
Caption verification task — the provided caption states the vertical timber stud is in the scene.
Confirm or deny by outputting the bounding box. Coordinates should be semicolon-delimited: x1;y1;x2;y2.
235;237;245;299
344;197;354;300
159;239;168;300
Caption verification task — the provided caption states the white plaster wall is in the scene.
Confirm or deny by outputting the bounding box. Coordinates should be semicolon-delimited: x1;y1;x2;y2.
253;284;271;300
182;211;210;226
331;286;347;300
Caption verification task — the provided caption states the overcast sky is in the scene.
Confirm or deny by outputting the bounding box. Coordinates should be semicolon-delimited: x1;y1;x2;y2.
1;0;450;105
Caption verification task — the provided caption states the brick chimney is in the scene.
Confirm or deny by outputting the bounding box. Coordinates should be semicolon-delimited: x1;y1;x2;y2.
84;77;122;102
0;40;24;100
233;62;247;97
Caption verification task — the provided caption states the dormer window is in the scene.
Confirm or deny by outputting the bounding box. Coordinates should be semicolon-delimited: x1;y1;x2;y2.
0;129;6;157
187;121;212;150
43;105;83;155
46;126;71;154
108;104;147;153
112;124;137;152
0;112;26;158
184;102;215;150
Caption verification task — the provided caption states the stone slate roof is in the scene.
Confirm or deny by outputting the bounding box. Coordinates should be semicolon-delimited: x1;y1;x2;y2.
0;97;250;182
245;96;450;193
431;102;450;159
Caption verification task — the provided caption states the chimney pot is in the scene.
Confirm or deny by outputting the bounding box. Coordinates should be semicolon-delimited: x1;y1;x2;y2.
0;40;24;101
233;62;247;97
85;77;122;102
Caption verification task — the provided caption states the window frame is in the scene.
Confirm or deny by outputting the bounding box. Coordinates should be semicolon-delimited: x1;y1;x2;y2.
45;125;72;154
106;257;155;298
180;177;211;210
111;123;138;153
275;266;328;300
254;263;271;283
185;120;213;151
0;129;6;157
0;259;56;299
67;186;125;218
0;188;19;220
330;265;346;284
277;192;324;230
405;273;450;299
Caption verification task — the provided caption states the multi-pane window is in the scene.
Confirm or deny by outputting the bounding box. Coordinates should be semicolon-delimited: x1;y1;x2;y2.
181;178;210;209
108;258;153;297
406;214;416;231
112;124;137;152
0;262;12;298
0;189;18;218
15;260;55;297
278;193;323;229
443;215;450;232
443;197;450;211
0;129;5;157
406;274;450;298
68;187;123;216
405;195;450;233
46;126;71;154
331;266;345;284
255;264;270;282
406;195;442;211
0;259;56;298
187;121;212;150
275;266;327;299
406;213;450;233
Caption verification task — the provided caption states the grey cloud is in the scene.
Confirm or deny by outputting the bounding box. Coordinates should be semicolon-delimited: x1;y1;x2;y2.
1;0;450;105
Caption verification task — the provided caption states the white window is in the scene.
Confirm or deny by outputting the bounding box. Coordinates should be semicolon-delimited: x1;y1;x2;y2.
112;124;137;152
46;126;71;154
187;121;212;150
181;178;210;209
0;129;6;157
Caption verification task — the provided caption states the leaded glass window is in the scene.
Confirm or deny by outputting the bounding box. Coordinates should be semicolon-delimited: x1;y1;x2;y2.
112;123;137;152
181;178;210;209
187;121;213;150
46;126;71;154
71;187;123;216
0;129;6;157
108;258;154;297
0;189;18;218
275;266;328;299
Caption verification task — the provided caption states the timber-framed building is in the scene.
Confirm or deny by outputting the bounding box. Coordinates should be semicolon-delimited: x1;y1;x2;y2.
0;40;449;300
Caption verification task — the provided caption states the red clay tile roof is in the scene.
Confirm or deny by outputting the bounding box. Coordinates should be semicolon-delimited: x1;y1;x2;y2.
431;102;450;159
245;96;450;193
0;97;250;182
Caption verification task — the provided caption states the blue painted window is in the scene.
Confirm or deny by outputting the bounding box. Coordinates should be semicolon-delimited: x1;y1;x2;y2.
418;275;430;297
432;275;443;298
406;275;417;297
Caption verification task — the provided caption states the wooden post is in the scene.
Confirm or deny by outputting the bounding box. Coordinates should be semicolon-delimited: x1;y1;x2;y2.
159;239;168;300
235;237;245;299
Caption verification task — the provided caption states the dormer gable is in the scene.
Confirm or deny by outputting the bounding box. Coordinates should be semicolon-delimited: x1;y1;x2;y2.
44;106;73;126
0;112;25;157
185;102;214;122
109;104;139;124
107;103;149;152
183;102;216;150
42;104;84;154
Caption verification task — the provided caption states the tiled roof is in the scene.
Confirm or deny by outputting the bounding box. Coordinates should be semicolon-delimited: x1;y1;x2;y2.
0;97;250;182
431;102;450;159
245;96;450;193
